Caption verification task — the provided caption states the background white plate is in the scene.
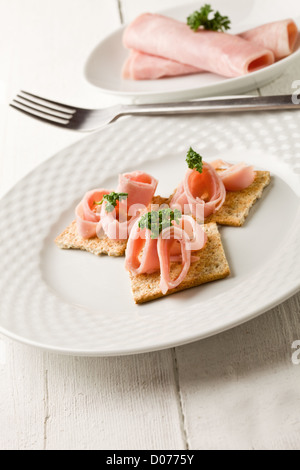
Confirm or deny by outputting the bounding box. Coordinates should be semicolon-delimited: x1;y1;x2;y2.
84;0;300;103
0;111;299;356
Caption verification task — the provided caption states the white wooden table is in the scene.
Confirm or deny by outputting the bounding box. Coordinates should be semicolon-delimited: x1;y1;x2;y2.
1;0;300;450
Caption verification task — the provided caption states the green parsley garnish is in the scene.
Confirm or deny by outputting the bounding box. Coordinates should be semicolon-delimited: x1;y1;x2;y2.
187;4;231;32
186;147;203;174
138;208;182;239
95;192;128;213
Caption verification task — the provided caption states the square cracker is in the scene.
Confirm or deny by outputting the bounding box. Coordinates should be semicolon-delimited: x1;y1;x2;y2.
55;195;169;258
55;220;127;257
206;171;271;227
129;222;230;304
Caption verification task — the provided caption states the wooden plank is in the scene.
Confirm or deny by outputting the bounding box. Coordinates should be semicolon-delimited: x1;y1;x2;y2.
44;350;185;450
0;339;45;450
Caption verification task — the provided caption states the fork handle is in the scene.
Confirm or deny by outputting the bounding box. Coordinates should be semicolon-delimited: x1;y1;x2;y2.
121;94;300;115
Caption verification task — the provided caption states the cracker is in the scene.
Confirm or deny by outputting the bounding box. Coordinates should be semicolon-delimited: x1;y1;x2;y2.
55;195;169;258
206;171;271;227
55;220;127;257
129;222;230;304
149;195;170;207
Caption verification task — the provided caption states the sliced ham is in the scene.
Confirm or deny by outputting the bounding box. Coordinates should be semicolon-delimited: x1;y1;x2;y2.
170;163;226;220
76;169;158;241
157;226;191;294
122;50;202;80
75;189;111;239
210;160;256;191
99;198;143;240
125;223;160;275
123;13;275;78
117;170;158;208
169;215;208;253
125;214;207;294
240;19;298;60
122;16;297;80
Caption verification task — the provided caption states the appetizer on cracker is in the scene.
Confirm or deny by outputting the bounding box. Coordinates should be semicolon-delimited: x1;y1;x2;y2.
170;148;270;226
56;170;158;257
125;208;230;304
55;147;270;304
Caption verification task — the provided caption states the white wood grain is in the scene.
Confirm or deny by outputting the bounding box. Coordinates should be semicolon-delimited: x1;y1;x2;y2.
0;340;45;450
44;350;185;450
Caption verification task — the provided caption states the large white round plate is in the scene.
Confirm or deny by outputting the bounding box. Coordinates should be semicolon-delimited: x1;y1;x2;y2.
84;0;300;103
0;111;300;355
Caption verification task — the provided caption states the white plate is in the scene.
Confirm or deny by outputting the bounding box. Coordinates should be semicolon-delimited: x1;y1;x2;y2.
84;0;300;103
0;111;300;355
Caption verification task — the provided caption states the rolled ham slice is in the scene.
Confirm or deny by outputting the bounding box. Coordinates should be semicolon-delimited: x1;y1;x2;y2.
125;215;207;293
75;189;111;239
210;160;255;191
170;163;226;220
125;223;160;275
123;13;275;78
117;170;158;208
169;215;207;253
122;50;202;80
123;17;298;80
157;226;191;295
99;198;143;240
240;19;298;60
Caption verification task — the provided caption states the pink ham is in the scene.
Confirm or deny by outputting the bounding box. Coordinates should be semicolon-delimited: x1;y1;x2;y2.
210;160;255;191
125;214;207;294
122;50;202;80
99;197;143;240
157;226;191;294
123;18;298;81
240;19;298;60
75;189;111;239
123;13;275;78
125;223;160;275
170;215;207;253
75;171;158;241
117;170;158;208
170;163;226;220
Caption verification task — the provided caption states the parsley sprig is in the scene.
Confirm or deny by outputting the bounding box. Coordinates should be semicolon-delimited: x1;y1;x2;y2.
187;4;231;32
95;192;128;213
186;147;203;174
138;209;182;239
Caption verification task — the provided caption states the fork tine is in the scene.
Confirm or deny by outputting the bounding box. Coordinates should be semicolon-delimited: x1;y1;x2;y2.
12;99;71;120
9;103;69;127
16;94;74;117
20;90;76;113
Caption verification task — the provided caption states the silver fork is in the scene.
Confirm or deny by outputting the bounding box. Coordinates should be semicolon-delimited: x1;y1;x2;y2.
10;91;300;132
